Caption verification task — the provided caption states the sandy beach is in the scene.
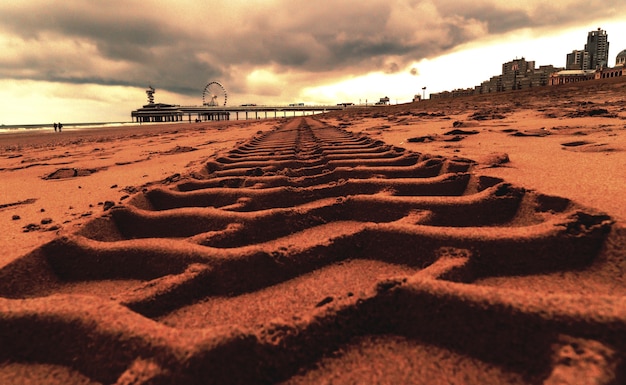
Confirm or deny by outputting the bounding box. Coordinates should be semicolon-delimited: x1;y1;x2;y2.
1;77;625;384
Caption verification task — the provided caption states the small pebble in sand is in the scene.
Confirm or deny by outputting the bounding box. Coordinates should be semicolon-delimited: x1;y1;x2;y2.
315;296;334;307
479;152;510;166
41;218;53;225
12;215;20;220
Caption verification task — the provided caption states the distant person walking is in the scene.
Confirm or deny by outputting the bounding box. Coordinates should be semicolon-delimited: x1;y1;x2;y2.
58;122;63;132
53;123;58;132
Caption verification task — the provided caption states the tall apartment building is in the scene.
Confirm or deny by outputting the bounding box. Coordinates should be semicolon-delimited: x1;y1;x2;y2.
585;28;609;69
501;58;536;91
566;49;590;70
502;58;535;76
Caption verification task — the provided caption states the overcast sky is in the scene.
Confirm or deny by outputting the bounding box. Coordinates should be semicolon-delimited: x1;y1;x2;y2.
1;0;625;125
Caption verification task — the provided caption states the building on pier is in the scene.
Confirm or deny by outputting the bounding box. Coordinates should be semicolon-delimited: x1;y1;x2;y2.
132;103;182;123
131;103;346;123
131;103;230;123
131;86;343;123
131;82;344;123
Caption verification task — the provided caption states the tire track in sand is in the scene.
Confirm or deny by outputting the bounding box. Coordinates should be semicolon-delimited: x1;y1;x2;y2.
0;117;621;384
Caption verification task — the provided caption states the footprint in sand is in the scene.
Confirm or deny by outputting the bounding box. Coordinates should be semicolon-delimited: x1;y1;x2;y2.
43;167;101;179
561;140;618;152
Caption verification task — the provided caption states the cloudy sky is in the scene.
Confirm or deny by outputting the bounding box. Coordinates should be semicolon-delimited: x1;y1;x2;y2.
1;0;625;125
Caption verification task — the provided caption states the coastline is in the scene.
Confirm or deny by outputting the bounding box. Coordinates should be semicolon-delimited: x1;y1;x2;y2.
0;119;276;267
0;121;132;135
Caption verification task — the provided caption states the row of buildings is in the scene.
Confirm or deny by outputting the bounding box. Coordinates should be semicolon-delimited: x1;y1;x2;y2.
430;28;626;99
566;28;609;70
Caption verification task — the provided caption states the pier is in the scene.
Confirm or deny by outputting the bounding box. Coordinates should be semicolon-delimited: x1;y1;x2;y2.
131;103;345;123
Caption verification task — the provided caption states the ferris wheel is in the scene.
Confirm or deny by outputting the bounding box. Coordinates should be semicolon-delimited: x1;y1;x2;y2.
202;81;227;106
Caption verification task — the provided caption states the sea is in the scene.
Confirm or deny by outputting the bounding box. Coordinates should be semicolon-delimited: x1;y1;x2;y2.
0;121;136;135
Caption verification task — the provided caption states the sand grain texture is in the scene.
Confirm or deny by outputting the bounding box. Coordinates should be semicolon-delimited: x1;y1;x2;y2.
1;77;626;384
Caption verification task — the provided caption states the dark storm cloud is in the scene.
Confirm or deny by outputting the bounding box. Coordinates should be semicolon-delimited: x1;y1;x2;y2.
1;2;179;55
434;0;624;35
0;0;624;98
432;2;533;34
0;1;223;95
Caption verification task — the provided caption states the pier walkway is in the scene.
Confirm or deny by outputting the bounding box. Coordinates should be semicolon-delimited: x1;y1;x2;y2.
131;103;346;123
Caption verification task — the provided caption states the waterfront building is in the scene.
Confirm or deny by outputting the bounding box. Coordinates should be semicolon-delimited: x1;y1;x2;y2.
550;48;626;84
549;70;597;85
566;50;590;70
595;67;625;79
480;75;503;94
616;49;626;67
564;28;609;71
501;58;534;91
585;28;609;69
375;96;390;105
429;88;474;99
432;58;558;98
477;59;557;94
429;28;620;99
594;50;626;79
532;65;559;87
